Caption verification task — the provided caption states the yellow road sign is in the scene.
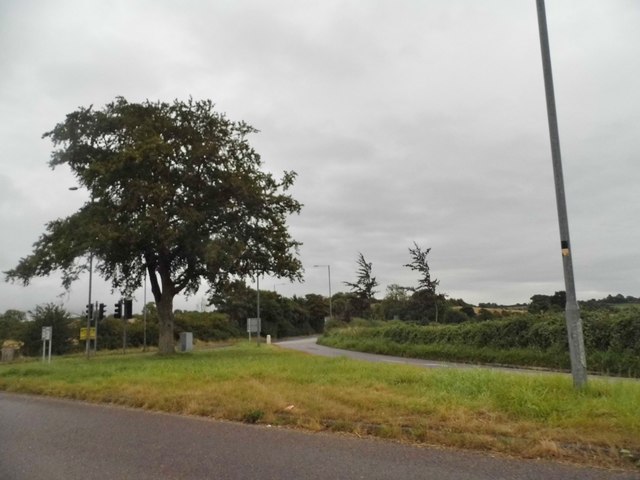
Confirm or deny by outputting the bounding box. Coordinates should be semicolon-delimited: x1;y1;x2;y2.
79;327;96;340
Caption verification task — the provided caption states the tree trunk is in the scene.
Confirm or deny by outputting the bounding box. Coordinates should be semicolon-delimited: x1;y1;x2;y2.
156;294;175;354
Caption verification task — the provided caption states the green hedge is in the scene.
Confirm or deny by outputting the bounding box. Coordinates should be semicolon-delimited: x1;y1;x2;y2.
174;311;242;341
320;309;640;377
96;311;241;350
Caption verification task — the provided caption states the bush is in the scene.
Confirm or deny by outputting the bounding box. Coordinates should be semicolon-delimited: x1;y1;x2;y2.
21;304;78;356
320;308;640;377
174;311;241;341
442;309;469;324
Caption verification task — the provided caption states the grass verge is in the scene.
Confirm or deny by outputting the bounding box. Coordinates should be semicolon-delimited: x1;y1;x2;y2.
1;343;639;470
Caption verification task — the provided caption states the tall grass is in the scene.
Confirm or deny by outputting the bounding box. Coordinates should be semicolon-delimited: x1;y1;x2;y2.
1;343;639;469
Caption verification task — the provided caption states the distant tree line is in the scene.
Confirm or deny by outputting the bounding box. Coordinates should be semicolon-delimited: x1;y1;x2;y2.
330;246;519;325
527;291;640;314
0;305;76;356
212;281;326;337
3;251;637;358
0;290;329;357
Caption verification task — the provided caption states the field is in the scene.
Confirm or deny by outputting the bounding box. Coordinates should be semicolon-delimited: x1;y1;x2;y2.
1;343;639;470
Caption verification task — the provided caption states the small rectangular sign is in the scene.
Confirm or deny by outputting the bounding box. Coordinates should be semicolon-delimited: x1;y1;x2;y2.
247;318;260;333
79;327;96;340
41;326;52;341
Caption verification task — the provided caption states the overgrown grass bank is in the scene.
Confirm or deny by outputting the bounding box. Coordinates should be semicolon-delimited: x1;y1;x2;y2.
1;344;639;470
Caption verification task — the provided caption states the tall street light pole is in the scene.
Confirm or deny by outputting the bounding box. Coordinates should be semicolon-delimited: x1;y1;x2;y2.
256;275;261;322
69;187;94;358
86;253;93;357
256;274;261;345
536;0;587;388
313;264;332;321
143;268;148;352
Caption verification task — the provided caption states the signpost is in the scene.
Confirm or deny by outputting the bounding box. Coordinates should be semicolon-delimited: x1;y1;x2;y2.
41;326;52;364
247;317;261;344
79;327;97;341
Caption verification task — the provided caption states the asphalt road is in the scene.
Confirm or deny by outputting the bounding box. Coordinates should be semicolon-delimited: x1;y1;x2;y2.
1;392;637;480
275;337;640;382
275;336;540;373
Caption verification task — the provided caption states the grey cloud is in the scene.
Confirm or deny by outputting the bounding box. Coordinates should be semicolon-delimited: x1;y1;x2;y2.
1;0;638;313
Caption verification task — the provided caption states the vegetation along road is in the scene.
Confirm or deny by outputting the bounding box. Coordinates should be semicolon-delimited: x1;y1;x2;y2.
276;336;569;376
1;392;636;480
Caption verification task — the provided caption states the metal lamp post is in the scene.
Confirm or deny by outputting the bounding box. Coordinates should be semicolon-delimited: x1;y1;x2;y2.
312;264;332;321
256;275;261;322
536;0;588;388
143;269;148;352
69;186;94;358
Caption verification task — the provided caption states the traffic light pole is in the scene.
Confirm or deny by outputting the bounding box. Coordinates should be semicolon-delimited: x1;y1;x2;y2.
122;300;126;355
85;254;93;358
94;302;98;354
118;299;133;355
95;302;105;354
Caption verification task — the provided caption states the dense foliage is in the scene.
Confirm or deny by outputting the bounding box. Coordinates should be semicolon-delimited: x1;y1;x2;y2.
213;281;326;337
0;289;328;357
0;304;78;356
5;97;302;354
321;306;640;377
343;253;378;318
96;309;242;350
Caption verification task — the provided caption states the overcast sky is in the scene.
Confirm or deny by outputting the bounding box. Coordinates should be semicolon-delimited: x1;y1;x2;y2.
1;0;639;315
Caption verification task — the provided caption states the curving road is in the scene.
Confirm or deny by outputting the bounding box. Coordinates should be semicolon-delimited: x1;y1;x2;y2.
274;336;547;374
1;392;637;479
275;336;467;366
275;337;640;383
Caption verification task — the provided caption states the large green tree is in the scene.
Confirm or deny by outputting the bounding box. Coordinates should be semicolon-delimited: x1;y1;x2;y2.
5;97;303;354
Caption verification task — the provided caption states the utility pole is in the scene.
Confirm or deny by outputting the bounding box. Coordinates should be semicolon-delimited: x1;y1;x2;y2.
256;275;261;346
143;269;148;352
85;254;93;358
70;186;95;359
536;0;587;388
313;264;333;321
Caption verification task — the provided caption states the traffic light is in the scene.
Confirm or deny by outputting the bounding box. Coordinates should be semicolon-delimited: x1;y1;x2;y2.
124;299;133;319
114;301;122;318
85;303;93;319
98;303;106;320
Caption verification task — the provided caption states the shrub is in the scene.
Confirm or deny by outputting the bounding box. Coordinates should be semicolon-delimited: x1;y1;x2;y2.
174;311;241;341
320;309;640;377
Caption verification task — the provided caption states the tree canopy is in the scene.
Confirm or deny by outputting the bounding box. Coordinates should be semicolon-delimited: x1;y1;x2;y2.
343;252;379;319
404;242;439;294
5;97;303;353
344;252;378;300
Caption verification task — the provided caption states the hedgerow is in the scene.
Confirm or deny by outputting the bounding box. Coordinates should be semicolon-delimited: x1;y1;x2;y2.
320;307;640;377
